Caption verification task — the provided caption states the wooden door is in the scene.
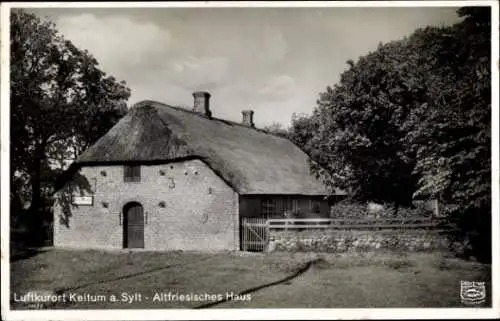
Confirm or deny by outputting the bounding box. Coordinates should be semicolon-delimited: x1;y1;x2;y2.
123;202;144;249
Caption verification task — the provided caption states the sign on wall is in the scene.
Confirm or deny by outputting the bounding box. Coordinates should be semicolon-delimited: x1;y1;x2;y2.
72;196;94;206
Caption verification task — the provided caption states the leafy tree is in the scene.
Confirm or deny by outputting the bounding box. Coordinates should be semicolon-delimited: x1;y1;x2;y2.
262;114;319;154
309;36;430;207
10;10;130;241
262;122;289;138
288;112;319;154
410;7;491;261
305;6;491;260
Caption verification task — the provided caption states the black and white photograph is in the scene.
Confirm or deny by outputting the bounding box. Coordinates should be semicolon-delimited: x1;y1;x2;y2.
1;1;498;320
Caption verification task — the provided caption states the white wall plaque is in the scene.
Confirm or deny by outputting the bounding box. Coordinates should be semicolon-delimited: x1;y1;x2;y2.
72;196;94;206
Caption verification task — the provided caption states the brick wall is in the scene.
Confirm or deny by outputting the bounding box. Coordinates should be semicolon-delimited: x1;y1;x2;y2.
53;159;239;251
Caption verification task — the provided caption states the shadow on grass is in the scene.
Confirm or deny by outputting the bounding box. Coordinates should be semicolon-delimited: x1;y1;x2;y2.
53;254;218;296
10;247;51;263
193;258;322;309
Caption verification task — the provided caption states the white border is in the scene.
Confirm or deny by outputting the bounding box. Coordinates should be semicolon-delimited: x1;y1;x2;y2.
1;1;499;320
0;0;497;8
1;1;12;321
491;0;500;317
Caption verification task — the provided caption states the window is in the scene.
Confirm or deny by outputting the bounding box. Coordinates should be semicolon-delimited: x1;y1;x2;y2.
283;198;300;217
292;199;299;213
310;200;321;214
262;199;277;218
124;165;141;182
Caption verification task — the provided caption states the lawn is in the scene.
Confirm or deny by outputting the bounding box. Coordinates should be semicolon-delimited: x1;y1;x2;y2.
10;248;492;309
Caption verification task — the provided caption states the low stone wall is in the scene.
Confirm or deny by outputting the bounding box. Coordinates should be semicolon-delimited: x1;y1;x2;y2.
268;229;450;253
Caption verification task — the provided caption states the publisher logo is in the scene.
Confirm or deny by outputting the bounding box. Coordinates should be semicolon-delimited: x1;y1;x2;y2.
460;281;486;305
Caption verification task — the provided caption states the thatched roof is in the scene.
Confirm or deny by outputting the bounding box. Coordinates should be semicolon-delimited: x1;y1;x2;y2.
76;100;338;196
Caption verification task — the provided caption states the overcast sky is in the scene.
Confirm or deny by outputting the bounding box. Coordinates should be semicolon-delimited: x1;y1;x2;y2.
27;6;462;127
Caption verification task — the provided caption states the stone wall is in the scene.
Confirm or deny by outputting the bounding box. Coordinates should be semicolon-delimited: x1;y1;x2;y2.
268;229;449;253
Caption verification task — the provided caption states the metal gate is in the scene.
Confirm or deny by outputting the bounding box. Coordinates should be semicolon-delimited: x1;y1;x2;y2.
242;218;269;252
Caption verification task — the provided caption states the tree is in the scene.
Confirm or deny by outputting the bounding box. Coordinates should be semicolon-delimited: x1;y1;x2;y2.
308;36;431;207
305;6;491;260
410;7;491;261
10;10;130;241
262;122;290;138
288;112;319;154
262;113;319;153
411;7;490;209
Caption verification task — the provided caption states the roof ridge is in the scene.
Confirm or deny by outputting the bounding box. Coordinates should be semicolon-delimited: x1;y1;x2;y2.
131;99;290;139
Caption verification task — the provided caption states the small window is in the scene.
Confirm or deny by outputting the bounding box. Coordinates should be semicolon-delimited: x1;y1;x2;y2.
124;165;141;182
310;200;321;214
292;199;299;213
284;198;300;216
262;199;277;219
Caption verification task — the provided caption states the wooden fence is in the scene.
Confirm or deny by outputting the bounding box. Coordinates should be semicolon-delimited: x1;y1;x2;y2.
242;218;269;251
267;217;444;230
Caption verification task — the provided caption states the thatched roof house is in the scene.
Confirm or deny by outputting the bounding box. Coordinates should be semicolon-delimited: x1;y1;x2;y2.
54;92;342;252
75;96;332;196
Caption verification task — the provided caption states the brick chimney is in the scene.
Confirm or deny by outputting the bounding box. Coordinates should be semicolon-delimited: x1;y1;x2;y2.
242;110;255;127
193;91;212;118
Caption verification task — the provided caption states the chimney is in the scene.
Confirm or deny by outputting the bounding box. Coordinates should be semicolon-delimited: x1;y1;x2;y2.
193;91;212;118
242;110;255;127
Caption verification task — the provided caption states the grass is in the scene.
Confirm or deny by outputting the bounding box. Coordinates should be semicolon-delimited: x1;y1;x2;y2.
10;249;492;309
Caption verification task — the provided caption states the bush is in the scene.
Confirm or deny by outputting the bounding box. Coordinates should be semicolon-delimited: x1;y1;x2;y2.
442;206;492;263
330;201;433;218
329;202;367;218
11;203;54;248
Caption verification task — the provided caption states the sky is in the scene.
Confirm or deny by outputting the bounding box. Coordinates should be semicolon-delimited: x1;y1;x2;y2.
27;5;462;128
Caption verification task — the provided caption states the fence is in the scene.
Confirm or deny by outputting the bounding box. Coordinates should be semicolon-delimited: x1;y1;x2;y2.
242;217;450;252
242;218;269;251
44;222;54;246
267;217;444;230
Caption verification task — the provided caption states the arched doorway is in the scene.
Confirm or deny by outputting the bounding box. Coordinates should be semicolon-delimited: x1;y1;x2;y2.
123;202;144;249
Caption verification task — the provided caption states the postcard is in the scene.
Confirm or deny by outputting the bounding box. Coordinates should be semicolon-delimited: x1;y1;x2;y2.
1;1;498;320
